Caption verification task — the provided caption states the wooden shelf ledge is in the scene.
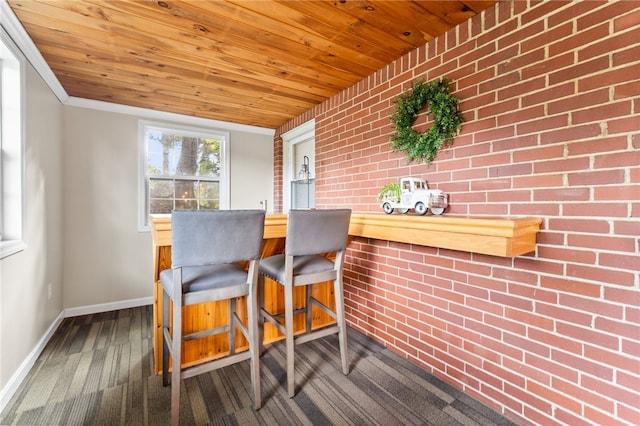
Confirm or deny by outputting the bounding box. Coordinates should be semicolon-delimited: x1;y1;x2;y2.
349;213;541;257
151;212;541;259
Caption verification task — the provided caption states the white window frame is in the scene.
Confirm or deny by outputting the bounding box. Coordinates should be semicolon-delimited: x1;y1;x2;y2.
0;26;26;259
138;120;230;231
282;119;315;212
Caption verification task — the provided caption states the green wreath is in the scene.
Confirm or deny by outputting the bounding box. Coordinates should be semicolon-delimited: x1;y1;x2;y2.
390;78;463;165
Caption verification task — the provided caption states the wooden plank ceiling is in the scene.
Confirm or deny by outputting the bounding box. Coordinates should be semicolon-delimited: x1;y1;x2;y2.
8;0;498;129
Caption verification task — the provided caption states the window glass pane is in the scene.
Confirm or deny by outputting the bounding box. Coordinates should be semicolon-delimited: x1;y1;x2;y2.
198;139;221;177
199;181;220;209
175;199;197;210
175;179;196;203
149;198;173;215
149;177;174;215
141;122;226;228
149;178;173;199
146;132;221;178
0;28;25;258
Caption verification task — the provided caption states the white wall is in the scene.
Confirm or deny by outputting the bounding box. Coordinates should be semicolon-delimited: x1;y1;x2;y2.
61;107;150;309
229;130;274;212
0;65;64;393
61;107;274;309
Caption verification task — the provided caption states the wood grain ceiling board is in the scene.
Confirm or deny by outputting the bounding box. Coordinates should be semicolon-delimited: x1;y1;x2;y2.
7;0;498;129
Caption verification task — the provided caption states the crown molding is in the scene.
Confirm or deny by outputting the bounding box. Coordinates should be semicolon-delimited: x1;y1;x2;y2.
0;0;275;136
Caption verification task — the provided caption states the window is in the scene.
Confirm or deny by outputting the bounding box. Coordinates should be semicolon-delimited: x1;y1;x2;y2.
138;121;229;230
0;27;25;259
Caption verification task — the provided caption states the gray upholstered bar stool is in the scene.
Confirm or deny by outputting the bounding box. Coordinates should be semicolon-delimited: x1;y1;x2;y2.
259;209;352;398
160;209;265;426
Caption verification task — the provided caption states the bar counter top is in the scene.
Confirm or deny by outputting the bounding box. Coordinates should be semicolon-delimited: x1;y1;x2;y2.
151;212;541;258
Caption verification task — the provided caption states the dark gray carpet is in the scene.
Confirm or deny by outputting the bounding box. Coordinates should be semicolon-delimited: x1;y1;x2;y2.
0;306;518;425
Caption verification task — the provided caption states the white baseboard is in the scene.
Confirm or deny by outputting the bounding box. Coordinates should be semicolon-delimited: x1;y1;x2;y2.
63;296;153;318
0;310;64;413
0;296;154;414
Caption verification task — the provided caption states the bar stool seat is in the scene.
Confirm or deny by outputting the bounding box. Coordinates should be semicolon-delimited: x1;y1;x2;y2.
260;254;336;281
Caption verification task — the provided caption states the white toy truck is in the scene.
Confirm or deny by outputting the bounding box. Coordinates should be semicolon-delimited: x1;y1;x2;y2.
379;177;448;215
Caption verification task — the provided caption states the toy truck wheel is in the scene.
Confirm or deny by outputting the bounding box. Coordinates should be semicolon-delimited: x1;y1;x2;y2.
430;207;445;215
382;202;394;214
415;202;428;215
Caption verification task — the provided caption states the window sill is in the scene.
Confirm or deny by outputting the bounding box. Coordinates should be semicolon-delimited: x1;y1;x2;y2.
0;240;26;259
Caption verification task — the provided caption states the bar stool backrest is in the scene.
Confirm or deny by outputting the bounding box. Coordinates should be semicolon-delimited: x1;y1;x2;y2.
172;209;265;268
285;209;351;256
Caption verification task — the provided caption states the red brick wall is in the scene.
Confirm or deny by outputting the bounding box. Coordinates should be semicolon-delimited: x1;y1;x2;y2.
275;1;640;424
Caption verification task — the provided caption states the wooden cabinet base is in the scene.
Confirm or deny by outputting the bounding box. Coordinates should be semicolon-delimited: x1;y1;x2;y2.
152;279;336;374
